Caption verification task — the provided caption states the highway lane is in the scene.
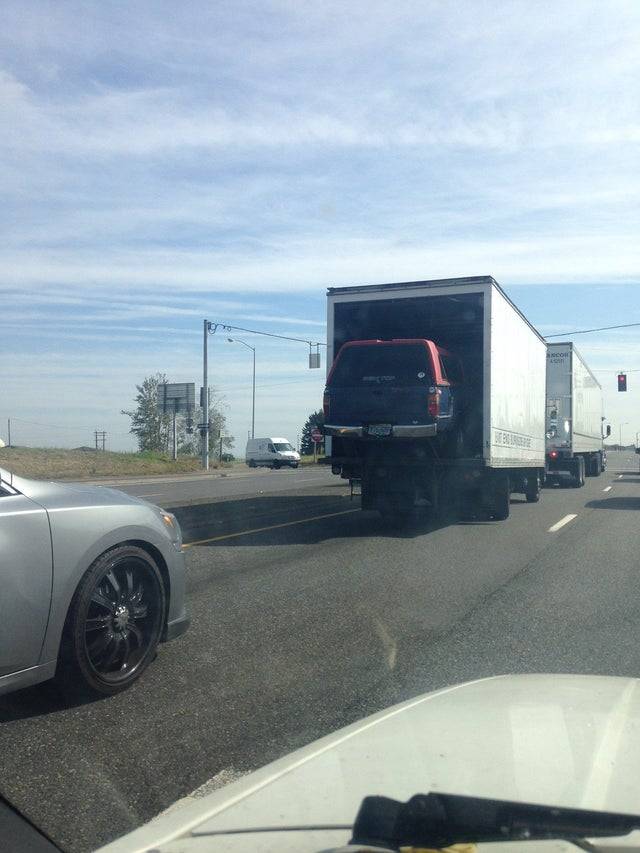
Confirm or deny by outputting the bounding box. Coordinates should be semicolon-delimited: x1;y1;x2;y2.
101;464;334;506
0;452;639;852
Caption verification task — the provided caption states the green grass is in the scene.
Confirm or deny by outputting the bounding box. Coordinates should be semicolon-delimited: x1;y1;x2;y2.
0;446;229;480
299;453;326;465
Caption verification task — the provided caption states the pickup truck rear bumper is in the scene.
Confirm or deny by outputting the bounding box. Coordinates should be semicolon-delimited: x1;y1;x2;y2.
324;423;438;438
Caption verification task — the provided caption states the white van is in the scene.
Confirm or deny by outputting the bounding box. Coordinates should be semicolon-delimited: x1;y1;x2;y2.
245;437;300;469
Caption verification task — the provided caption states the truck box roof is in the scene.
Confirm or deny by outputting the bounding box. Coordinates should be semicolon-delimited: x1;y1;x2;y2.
327;275;546;345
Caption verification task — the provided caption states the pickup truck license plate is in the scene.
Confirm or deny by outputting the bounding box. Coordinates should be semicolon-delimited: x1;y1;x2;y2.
367;424;392;437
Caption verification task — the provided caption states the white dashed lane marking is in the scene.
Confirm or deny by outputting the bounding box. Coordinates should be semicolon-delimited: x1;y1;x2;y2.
548;514;578;533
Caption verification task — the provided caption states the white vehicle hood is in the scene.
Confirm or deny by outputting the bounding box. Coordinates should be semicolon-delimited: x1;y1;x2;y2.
100;674;640;853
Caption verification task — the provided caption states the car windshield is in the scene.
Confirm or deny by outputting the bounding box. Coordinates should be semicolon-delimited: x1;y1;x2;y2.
330;344;431;387
1;3;639;853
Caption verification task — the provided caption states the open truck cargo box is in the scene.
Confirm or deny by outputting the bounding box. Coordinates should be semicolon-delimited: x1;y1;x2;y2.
326;276;546;470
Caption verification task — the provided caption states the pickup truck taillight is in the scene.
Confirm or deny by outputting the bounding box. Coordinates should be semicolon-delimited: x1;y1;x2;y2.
427;388;441;418
323;390;330;419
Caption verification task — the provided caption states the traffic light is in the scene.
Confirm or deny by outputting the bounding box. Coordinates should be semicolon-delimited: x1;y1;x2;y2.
618;373;627;392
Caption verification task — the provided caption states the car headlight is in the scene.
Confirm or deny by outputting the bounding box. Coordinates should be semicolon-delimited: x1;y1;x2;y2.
159;510;182;547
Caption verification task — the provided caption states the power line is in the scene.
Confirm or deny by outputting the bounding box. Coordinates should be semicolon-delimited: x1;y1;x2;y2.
593;368;640;373
9;417;93;432
7;417;131;436
545;321;640;338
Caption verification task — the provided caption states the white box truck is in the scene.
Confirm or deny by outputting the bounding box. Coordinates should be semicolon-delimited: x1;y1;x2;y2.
545;342;609;486
322;276;547;521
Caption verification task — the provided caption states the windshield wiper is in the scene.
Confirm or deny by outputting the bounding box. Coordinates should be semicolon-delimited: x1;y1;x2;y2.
350;793;640;851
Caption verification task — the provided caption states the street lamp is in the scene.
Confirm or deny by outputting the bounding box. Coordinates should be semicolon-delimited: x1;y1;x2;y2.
228;338;256;439
620;422;629;448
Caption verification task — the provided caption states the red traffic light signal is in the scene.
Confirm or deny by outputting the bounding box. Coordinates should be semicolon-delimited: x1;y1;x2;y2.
618;373;627;392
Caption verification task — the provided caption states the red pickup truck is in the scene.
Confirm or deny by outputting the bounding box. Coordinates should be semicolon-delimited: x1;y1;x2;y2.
323;338;466;450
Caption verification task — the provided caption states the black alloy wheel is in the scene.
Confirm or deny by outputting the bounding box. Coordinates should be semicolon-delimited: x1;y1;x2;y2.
59;545;166;696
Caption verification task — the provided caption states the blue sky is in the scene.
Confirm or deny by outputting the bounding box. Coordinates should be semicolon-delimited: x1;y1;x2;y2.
1;1;639;451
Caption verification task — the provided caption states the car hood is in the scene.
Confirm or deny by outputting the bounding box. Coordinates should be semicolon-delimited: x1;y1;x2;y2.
100;674;640;853
3;469;147;510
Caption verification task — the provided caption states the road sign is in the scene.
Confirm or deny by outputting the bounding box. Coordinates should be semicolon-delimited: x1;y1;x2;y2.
157;382;196;414
311;428;323;443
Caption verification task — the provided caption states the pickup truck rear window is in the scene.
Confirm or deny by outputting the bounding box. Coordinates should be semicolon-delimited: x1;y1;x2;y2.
329;344;432;388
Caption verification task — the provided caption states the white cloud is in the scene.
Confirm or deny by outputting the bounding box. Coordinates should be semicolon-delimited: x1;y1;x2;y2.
3;233;639;294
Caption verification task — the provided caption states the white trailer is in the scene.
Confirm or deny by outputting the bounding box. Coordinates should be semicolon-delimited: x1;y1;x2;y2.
323;276;547;521
546;342;609;486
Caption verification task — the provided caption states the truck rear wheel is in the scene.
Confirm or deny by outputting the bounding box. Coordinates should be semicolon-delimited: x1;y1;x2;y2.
588;453;602;477
377;497;412;528
571;456;585;487
525;473;541;503
488;472;510;521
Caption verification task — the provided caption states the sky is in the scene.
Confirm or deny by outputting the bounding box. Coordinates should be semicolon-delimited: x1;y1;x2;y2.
1;0;639;453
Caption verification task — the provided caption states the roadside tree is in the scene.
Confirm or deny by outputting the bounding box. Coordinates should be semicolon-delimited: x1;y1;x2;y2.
122;373;172;453
300;409;324;456
122;375;234;457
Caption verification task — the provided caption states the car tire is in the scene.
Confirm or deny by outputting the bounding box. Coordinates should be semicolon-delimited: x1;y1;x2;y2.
57;545;166;697
273;461;281;470
248;459;257;468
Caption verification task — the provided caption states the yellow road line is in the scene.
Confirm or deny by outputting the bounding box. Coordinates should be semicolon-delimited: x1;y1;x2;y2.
183;508;360;548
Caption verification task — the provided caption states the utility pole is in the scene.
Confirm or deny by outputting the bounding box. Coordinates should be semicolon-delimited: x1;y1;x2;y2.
172;399;178;461
7;418;10;448
251;345;255;439
202;319;210;471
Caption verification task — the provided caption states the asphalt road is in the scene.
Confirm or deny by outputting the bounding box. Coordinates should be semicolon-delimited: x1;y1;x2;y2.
1;451;640;852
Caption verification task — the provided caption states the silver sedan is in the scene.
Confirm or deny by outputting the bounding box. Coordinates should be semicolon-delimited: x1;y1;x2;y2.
0;466;189;697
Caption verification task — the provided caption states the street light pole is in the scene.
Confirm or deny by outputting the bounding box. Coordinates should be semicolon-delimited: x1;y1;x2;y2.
228;338;256;439
203;319;210;471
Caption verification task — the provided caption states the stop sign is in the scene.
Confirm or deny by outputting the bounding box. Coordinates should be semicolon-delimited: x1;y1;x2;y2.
311;428;323;443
